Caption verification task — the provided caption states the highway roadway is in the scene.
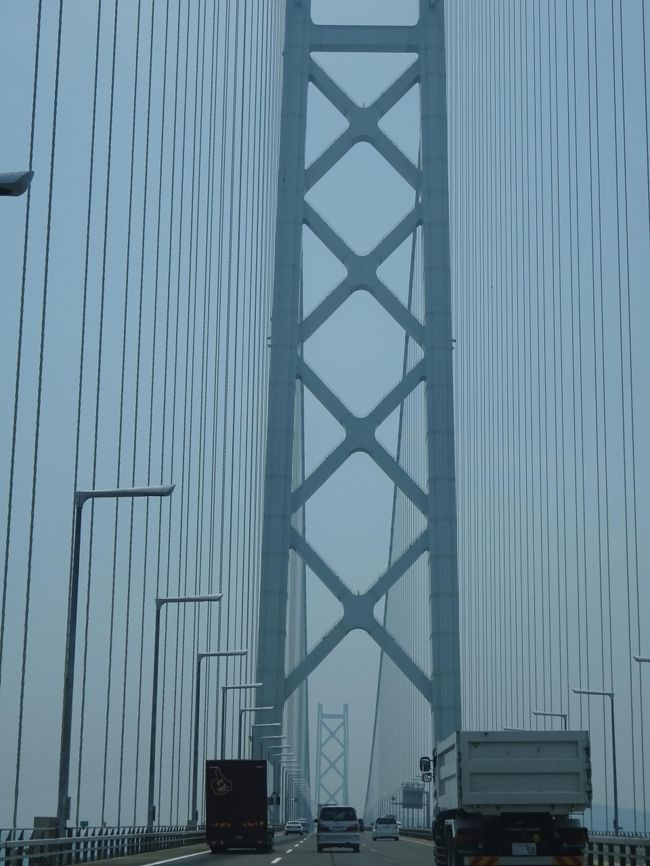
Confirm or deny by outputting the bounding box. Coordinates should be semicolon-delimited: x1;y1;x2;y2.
144;833;434;866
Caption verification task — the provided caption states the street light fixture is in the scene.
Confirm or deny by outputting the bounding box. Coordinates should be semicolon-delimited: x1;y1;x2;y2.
256;732;285;759
634;656;650;663
573;687;619;834
238;706;274;758
57;483;174;835
190;649;248;824
282;767;303;821
220;683;263;759
0;170;34;196
147;592;223;827
533;709;568;730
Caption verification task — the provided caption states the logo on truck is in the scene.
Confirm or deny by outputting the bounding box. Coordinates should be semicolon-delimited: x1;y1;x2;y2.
210;767;233;796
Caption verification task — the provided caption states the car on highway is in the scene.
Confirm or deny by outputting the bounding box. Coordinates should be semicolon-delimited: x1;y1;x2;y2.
316;805;360;853
284;820;304;835
372;815;399;841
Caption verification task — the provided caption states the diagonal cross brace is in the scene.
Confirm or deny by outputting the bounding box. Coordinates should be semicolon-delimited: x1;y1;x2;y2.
292;359;427;513
301;203;424;345
306;58;421;191
285;528;430;703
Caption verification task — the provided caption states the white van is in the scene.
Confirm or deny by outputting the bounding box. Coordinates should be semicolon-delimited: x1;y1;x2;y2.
316;805;360;853
372;815;399;841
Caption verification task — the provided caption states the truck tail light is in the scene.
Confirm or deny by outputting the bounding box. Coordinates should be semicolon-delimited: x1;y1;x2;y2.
456;829;484;847
345;824;359;832
317;823;329;832
558;827;588;847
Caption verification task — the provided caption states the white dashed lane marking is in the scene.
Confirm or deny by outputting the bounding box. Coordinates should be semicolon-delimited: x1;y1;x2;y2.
142;854;205;866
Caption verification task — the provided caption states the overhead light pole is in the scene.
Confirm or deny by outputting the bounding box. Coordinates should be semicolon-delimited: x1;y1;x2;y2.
282;765;302;823
57;484;174;835
266;746;293;828
255;731;285;759
0;170;34;196
147;593;223;827
237;706;274;758
190;649;247;825
532;709;568;730
220;683;263;759
573;687;619;834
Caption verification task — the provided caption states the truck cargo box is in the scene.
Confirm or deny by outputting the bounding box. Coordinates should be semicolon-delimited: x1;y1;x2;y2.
205;759;274;852
435;730;591;815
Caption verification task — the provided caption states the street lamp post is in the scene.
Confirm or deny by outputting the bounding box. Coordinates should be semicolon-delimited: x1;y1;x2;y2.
573;687;619;834
220;683;263;759
282;767;301;822
190;649;247;825
237;706;274;758
147;593;223;827
269;747;300;821
266;747;293;827
255;731;285;759
57;484;174;835
533;709;568;730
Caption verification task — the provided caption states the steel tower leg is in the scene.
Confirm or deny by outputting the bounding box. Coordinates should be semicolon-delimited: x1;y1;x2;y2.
419;0;462;741
255;0;461;760
254;3;310;749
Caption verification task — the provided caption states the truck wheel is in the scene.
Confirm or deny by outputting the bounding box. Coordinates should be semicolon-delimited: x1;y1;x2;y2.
317;845;323;853
353;845;360;853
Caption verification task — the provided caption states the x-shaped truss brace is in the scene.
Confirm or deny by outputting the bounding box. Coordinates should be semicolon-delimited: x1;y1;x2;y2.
284;58;432;706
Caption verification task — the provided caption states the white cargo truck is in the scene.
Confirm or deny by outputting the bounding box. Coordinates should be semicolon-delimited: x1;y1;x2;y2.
423;730;591;866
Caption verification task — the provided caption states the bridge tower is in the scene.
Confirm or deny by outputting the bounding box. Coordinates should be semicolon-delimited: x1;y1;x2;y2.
315;704;350;807
254;0;461;767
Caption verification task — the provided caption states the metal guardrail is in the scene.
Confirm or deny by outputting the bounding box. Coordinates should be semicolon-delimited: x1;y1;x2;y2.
400;827;650;865
587;835;650;866
0;825;204;866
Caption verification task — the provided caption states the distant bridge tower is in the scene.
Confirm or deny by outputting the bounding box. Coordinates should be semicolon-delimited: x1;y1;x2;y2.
254;0;461;758
315;704;350;807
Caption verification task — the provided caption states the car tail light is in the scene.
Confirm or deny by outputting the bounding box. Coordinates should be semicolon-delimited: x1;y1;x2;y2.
345;824;359;832
317;823;329;832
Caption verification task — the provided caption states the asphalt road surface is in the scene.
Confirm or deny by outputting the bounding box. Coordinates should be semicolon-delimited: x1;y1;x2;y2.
143;834;433;866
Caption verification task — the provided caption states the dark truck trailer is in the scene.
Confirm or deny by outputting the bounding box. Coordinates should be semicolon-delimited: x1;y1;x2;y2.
205;759;274;854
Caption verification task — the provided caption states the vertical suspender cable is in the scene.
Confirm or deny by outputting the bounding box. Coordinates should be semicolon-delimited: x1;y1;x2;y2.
155;0;184;819
12;0;65;828
635;0;648;829
131;0;173;825
72;0;112;824
99;0;144;823
0;0;43;702
163;0;193;821
116;0;159;824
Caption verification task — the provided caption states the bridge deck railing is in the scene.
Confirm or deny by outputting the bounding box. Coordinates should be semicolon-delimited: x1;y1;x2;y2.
399;827;650;865
0;826;204;866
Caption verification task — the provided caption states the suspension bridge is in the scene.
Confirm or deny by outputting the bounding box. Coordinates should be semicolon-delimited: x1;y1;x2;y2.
1;0;650;861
